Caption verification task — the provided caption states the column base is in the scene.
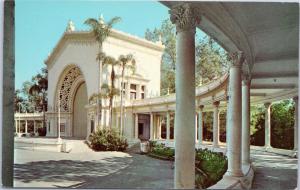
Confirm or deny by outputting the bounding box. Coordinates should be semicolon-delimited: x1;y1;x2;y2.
264;145;272;151
225;169;244;177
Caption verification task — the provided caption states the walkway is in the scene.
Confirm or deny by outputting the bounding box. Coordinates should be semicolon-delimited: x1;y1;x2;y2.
251;149;297;189
14;149;173;188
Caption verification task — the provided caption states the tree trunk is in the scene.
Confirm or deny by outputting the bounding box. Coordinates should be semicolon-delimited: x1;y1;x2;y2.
98;44;103;129
120;67;125;135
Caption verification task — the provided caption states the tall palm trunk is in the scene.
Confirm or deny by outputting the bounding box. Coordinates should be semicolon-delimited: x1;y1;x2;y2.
120;67;125;135
109;66;115;128
98;44;103;130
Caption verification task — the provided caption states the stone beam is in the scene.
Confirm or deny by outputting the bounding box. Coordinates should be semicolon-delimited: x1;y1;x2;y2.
251;84;296;89
251;71;298;79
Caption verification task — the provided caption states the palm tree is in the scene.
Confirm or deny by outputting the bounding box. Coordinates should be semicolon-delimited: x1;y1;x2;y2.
118;54;136;135
84;15;121;129
99;53;120;128
100;83;120;128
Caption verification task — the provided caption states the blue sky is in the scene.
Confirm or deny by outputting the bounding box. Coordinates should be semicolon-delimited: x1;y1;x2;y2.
15;0;170;90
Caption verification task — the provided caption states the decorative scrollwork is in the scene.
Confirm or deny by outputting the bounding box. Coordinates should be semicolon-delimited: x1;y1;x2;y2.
229;51;245;67
58;67;82;112
169;3;200;32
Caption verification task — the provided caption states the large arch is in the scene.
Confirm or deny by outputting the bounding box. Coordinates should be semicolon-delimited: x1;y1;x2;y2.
54;65;88;138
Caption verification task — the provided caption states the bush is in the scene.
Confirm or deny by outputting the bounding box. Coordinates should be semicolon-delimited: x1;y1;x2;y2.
89;128;128;151
195;148;228;188
149;143;227;189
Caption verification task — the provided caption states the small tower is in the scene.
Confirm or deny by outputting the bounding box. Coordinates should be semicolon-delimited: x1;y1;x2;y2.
66;20;75;32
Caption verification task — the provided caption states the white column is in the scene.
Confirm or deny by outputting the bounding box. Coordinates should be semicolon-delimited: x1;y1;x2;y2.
195;113;198;143
225;52;244;177
198;105;204;145
150;113;154;140
157;115;161;139
25;120;28;133
264;102;271;149
294;96;298;151
166;111;170;141
170;4;199;188
213;101;220;148
135;113;139;139
242;78;251;165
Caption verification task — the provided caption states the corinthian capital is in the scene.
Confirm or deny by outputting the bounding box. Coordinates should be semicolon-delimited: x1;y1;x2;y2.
169;3;200;32
229;51;245;67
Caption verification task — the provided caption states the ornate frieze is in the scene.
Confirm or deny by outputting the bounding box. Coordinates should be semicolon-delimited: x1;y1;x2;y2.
169;3;200;32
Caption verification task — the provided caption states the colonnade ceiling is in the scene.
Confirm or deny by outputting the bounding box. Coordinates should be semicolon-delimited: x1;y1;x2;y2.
161;1;298;100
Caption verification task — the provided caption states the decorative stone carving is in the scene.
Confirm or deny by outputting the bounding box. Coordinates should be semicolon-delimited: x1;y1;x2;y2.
229;51;245;67
242;74;251;86
213;101;220;107
66;20;75;32
199;105;204;111
169;3;200;32
58;67;82;112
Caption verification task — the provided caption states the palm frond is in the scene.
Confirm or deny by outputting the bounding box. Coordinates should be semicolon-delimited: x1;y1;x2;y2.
96;52;106;62
106;17;121;30
84;18;99;30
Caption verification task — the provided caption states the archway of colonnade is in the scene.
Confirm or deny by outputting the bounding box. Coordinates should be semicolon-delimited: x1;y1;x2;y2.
154;2;299;189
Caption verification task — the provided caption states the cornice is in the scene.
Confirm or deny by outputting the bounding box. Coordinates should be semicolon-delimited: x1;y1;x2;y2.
44;29;165;66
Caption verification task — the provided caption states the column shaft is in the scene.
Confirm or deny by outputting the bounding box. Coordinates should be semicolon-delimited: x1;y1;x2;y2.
170;4;200;187
195;113;198;143
150;113;153;140
166;112;170;141
264;103;271;148
198;106;204;145
25;120;28;133
294;97;298;151
242;79;251;164
135;113;139;139
157;116;161;139
213;101;220;148
226;52;244;177
172;12;197;189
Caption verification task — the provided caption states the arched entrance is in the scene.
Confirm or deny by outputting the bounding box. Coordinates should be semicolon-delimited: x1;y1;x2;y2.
73;82;88;138
55;65;89;138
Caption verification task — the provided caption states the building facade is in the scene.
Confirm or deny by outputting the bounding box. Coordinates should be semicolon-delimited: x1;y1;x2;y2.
44;21;164;140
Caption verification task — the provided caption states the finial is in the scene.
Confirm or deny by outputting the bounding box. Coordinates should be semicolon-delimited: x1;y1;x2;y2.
99;14;104;25
156;33;163;45
66;20;75;32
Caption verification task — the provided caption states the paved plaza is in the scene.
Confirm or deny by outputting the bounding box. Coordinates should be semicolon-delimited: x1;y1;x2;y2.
14;148;173;188
14;144;296;189
251;150;297;189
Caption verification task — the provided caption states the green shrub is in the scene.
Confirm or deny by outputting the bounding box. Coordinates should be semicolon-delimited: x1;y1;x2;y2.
149;143;227;189
89;128;128;151
195;148;228;188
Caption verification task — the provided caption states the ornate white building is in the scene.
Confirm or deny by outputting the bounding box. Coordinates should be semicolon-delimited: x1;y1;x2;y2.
44;21;164;139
